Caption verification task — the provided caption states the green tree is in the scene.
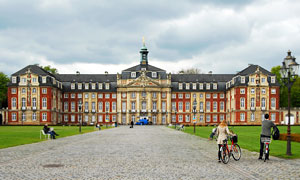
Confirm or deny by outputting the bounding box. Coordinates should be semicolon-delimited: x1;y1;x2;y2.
0;72;10;108
41;65;58;74
271;66;300;107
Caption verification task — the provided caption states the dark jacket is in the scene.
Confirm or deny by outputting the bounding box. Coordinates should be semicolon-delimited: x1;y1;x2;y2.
43;126;50;134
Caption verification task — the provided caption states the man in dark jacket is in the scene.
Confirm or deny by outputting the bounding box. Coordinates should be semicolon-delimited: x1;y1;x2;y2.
259;114;276;160
43;124;59;139
130;121;134;128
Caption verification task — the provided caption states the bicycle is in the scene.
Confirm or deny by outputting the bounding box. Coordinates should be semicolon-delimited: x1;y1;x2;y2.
220;135;242;164
261;137;271;162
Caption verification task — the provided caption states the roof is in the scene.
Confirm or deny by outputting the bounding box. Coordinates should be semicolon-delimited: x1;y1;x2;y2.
56;74;117;82
11;65;55;77
236;65;274;76
122;64;165;72
171;74;234;82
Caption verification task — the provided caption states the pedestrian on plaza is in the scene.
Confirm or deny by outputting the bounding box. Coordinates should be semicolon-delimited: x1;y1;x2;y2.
43;124;59;139
216;120;235;163
130;120;134;128
258;114;276;160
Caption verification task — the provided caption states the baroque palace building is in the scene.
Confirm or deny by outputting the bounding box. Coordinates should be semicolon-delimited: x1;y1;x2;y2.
6;42;298;126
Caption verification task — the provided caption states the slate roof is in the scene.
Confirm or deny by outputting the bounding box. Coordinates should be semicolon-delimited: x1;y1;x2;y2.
11;65;55;77
236;65;274;76
122;64;165;72
55;74;117;82
171;74;234;82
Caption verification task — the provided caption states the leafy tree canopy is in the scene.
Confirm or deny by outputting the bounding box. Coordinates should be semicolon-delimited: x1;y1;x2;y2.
41;65;58;74
178;68;201;74
0;72;9;108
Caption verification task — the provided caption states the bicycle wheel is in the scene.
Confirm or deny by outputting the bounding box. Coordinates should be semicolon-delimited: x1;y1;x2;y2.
220;146;229;164
232;144;241;161
263;144;267;162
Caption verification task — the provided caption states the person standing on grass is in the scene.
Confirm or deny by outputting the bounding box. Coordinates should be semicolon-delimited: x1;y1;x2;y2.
216;120;235;163
259;113;276;160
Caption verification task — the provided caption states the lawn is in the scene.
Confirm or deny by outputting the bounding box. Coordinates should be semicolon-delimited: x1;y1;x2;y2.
0;125;113;149
172;125;300;159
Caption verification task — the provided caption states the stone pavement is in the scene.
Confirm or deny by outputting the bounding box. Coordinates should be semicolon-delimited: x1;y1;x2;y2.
0;126;299;180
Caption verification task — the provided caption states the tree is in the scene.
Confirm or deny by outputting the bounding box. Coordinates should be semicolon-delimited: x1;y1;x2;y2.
271;66;300;107
178;68;201;74
0;72;10;108
41;65;58;74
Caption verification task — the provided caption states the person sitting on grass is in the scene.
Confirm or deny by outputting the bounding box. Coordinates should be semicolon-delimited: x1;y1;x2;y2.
209;127;217;140
43;124;59;139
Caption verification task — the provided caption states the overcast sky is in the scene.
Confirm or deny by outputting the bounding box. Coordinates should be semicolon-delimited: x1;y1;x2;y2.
1;0;300;75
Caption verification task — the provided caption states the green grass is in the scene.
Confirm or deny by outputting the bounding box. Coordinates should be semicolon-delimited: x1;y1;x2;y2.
171;125;300;159
0;125;113;149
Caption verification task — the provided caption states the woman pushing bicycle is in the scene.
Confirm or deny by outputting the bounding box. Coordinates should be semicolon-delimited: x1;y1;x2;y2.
216;120;236;163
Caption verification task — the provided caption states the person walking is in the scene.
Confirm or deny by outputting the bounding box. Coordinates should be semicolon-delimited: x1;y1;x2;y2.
130;120;134;128
216;120;235;162
259;114;276;160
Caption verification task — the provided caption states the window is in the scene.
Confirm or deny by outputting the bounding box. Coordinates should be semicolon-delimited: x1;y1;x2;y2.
98;83;103;89
193;93;196;98
98;102;103;112
251;78;255;83
105;94;110;99
240;113;245;121
185;115;190;122
261;98;266;108
251;113;255;121
179;83;183;90
71;83;75;90
12;113;17;121
92;83;96;90
122;102;126;111
220;114;224;121
206;115;210;122
162;115;166;124
112;94;116;98
42;113;47;121
32;98;36;108
32;112;36;121
98;115;103;122
142;91;146;97
112;115;116;122
12;77;16;83
78;93;82;98
91;115;96;122
213;102;217;111
271;98;276;108
42;77;46;83
185;102;190;111
42;88;47;94
185;94;190;99
193;83;196;90
262;88;266;94
213;83;217;90
241;76;245;83
206;102;211;111
105;83;110;90
271;76;275;83
153;101;157;110
22;88;26;94
131;92;136;98
178;94;183;99
240;88;245;94
142;101;147;110
131;101;136;110
172;115;176;122
251;98;255;108
122;93;126;98
152;72;157;78
78;83;82;90
271;113;276;121
213;94;217;99
98;94;103;98
171;102;175;111
240;98;245;108
153;92;157;99
152;115;157;124
12;88;16;94
179;115;183;122
12;98;17;108
71;102;75;111
85;102;89;110
92;102;96;111
42;98;47;108
92;93;96;99
112;102;116;111
131;115;135;122
85;93;89;99
261;78;266;83
179;102;183;110
220;94;224;98
64;102;68;111
200;115;204;122
213;115;217;122
271;89;276;94
220;102;224;111
131;72;136;78
206;94;211;98
105;102;110;112
162;92;166;98
85;115;89;122
85;83;89;90
71;94;76;98
200;93;203;98
186;83;190;90
251;88;255;94
199;83;203;90
22;77;26;83
206;83;210;90
64;94;69;98
199;102;203;111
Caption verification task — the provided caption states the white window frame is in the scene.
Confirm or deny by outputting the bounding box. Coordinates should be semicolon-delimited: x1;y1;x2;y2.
152;72;157;78
42;113;47;121
131;72;136;78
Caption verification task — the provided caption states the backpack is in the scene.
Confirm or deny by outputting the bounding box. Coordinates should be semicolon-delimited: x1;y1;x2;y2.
272;126;280;140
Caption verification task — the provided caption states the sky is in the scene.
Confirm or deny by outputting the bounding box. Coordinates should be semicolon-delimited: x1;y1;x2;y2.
1;0;300;76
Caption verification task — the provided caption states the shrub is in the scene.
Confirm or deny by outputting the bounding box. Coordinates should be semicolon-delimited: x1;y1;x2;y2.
279;133;300;142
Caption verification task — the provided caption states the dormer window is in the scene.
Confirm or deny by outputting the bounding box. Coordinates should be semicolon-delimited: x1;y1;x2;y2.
12;77;16;83
271;76;275;83
152;72;157;78
241;76;245;83
179;83;183;90
141;68;146;71
193;83;196;90
105;83;110;90
42;77;46;83
199;83;203;90
78;83;82;90
206;83;210;90
131;72;136;78
92;83;96;90
71;83;75;90
213;83;217;90
98;83;103;89
186;83;190;90
85;83;89;90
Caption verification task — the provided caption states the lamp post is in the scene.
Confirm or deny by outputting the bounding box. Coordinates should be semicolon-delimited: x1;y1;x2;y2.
175;108;177;129
193;99;197;134
280;50;299;156
78;101;82;133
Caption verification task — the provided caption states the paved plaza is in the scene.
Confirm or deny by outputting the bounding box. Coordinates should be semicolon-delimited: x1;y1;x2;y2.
0;126;299;180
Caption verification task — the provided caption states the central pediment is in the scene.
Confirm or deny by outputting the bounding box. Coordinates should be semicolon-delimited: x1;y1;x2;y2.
126;72;160;87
